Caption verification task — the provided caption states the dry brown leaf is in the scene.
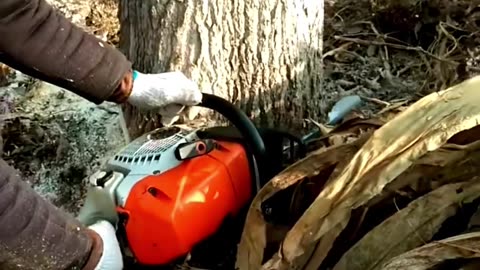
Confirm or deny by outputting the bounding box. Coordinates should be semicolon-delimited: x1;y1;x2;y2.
318;142;480;270
332;179;480;270
368;139;480;208
260;75;480;270
235;133;372;270
381;232;480;270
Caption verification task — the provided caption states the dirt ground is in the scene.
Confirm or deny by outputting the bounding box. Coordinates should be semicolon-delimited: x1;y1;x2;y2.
1;0;479;216
0;72;126;213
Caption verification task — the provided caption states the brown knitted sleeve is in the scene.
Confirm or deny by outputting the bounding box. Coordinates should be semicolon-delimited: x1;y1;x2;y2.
0;0;133;104
0;159;97;270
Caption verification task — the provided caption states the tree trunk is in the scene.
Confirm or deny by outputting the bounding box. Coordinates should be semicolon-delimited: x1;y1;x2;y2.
118;0;324;139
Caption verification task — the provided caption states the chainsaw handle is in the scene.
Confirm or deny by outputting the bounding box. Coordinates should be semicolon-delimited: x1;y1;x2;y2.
198;93;267;187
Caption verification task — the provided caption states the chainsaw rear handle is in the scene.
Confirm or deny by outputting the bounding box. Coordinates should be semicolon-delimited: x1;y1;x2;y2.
198;93;267;188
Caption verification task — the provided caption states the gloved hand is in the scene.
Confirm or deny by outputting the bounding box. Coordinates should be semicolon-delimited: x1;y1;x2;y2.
77;187;123;270
88;220;124;270
127;71;203;125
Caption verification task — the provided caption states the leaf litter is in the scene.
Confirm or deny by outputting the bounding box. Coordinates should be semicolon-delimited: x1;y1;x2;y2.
238;74;480;270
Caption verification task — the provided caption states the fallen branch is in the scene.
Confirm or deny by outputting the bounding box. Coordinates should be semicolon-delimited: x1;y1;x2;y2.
334;36;456;65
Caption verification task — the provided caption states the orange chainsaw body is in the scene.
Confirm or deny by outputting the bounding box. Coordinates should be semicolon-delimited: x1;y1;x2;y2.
117;141;252;265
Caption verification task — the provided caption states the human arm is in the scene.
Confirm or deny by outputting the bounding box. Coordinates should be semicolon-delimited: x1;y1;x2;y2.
0;0;134;104
0;159;105;270
0;0;202;111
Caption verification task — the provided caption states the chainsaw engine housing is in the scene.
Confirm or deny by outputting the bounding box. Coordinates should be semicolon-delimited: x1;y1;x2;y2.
92;125;253;265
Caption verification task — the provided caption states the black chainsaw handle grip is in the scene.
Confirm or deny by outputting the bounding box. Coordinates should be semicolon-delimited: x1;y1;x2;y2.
198;93;267;186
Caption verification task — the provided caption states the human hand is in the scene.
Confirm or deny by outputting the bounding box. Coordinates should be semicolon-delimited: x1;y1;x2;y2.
88;220;124;270
127;71;202;124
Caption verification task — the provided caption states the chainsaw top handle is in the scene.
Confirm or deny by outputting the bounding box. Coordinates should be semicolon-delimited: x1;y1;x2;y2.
198;93;267;192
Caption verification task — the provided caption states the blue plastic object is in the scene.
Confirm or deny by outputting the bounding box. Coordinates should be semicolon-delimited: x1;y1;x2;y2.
132;70;139;81
327;95;362;125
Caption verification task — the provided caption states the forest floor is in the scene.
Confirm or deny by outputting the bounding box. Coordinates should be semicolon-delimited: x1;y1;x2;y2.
321;0;480;120
1;0;479;216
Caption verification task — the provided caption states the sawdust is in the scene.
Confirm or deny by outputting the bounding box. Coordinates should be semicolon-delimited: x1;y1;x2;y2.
0;71;125;214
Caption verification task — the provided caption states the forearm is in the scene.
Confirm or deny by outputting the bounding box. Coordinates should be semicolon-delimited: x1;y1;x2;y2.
0;0;133;104
0;159;101;270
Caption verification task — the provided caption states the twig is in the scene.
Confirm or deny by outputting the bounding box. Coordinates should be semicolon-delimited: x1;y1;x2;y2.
324;46;367;63
376;100;409;115
379;48;393;81
438;22;458;57
332;5;349;23
340;32;411;46
334;36;458;64
305;118;332;135
396;62;422;76
360;96;390;107
323;42;353;59
363;21;393;79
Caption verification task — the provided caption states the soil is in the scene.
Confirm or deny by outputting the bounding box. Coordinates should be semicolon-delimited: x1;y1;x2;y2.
0;71;126;213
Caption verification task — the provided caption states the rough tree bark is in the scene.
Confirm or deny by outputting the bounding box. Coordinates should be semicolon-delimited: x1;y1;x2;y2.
118;0;324;139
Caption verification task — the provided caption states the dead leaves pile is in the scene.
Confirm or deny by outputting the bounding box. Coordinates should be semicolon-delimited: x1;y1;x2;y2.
236;75;480;270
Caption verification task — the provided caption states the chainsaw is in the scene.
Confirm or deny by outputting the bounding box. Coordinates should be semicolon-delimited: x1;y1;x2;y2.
85;94;308;268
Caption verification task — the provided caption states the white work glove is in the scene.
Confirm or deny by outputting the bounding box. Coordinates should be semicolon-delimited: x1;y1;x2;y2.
88;220;124;270
127;71;203;125
77;188;123;270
